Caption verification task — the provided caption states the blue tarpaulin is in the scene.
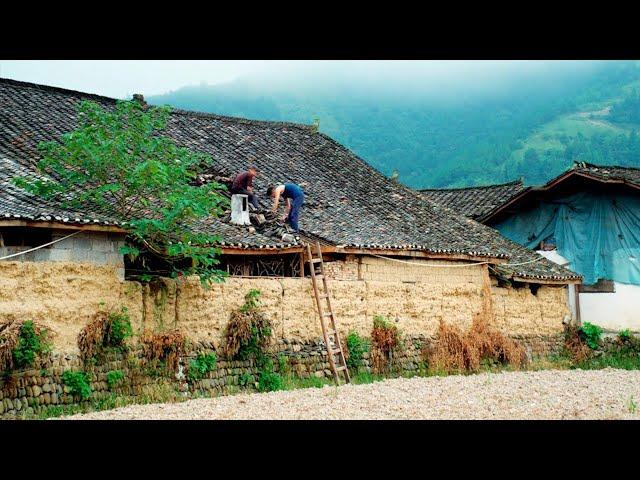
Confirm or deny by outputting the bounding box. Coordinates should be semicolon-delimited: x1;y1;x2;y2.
492;191;640;286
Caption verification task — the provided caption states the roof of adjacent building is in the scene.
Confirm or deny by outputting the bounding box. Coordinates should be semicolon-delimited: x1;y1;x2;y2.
0;77;581;282
421;162;640;225
419;180;529;220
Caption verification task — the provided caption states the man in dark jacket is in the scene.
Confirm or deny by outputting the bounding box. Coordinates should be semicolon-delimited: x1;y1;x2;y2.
230;166;259;209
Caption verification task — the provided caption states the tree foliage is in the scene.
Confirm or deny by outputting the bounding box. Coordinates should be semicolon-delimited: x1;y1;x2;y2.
13;99;228;284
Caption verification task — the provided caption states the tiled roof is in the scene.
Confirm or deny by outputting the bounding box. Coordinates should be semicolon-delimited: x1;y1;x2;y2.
0;156;123;227
0;77;581;281
419;180;528;220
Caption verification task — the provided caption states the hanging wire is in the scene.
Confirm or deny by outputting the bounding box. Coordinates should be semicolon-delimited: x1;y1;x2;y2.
0;230;82;261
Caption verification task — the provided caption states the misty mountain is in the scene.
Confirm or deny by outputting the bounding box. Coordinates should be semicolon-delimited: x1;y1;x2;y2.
148;61;640;188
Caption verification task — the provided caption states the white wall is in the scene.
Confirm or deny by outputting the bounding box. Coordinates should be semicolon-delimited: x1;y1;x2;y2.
580;282;640;332
536;249;640;332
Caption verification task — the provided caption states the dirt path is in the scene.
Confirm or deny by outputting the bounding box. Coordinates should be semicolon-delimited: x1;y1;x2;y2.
64;368;640;420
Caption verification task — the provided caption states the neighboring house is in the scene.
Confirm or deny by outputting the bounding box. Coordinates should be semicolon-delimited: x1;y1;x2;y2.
0;77;581;358
421;162;640;332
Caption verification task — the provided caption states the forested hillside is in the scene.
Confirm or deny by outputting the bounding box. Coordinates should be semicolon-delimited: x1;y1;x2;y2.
148;61;640;188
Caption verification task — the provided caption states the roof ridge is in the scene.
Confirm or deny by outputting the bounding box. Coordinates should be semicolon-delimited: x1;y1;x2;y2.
419;179;524;192
168;107;314;130
573;160;640;171
0;76;314;131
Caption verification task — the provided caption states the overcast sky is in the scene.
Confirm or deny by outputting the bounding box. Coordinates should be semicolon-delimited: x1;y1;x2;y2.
0;60;604;99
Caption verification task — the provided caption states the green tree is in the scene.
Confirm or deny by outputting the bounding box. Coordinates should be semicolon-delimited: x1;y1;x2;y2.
13;100;228;284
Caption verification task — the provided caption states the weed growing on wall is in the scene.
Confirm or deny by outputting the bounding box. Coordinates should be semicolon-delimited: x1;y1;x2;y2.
1;319;51;372
345;331;370;372
239;372;253;387
106;370;125;390
580;322;603;350
62;370;92;400
371;316;403;374
619;329;632;342
187;352;217;382
78;307;133;364
257;357;283;392
223;289;273;362
107;308;134;347
12;320;51;370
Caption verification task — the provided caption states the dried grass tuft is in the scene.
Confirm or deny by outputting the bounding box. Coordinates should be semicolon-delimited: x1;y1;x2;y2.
424;314;526;374
370;316;402;374
223;311;254;359
223;290;272;360
78;312;109;363
0;318;22;372
564;324;591;363
140;330;186;373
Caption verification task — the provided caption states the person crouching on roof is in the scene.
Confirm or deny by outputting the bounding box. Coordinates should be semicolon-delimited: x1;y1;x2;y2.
267;183;305;232
230;166;259;209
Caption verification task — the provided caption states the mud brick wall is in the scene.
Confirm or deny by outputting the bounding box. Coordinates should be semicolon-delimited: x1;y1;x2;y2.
358;256;485;284
490;284;570;336
0;260;570;356
323;255;360;280
0;261;143;353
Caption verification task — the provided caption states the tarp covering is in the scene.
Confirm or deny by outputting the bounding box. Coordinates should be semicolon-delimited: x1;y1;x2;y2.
493;191;640;286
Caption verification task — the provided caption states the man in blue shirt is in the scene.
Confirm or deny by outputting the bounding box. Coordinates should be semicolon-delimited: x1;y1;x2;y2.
267;183;305;232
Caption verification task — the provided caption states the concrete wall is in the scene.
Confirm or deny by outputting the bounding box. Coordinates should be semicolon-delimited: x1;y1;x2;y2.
0;258;570;355
0;229;126;279
580;282;640;332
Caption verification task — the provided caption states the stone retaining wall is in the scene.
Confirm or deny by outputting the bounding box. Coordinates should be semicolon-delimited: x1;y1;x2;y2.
0;331;566;418
0;337;427;418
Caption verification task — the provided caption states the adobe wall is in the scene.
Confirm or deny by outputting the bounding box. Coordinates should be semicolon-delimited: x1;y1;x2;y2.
0;257;569;357
0;261;143;353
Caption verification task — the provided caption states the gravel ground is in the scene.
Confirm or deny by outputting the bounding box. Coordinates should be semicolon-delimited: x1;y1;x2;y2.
64;368;640;420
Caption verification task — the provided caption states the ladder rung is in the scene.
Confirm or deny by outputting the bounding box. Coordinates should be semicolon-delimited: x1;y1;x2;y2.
330;349;343;355
335;365;347;372
323;312;333;317
314;274;324;280
308;258;322;264
318;294;329;299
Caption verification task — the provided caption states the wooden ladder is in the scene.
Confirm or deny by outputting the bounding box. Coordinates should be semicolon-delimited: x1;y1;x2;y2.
305;241;351;384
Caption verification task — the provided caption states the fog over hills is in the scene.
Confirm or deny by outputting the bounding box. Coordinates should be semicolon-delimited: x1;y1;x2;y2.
148;60;640;188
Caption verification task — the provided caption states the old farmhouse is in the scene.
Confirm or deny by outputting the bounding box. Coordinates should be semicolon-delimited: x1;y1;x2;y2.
421;162;640;332
1;77;581;363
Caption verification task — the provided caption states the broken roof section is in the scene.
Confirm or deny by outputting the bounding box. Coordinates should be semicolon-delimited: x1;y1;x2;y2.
569;161;640;189
0;77;580;282
419;180;528;221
